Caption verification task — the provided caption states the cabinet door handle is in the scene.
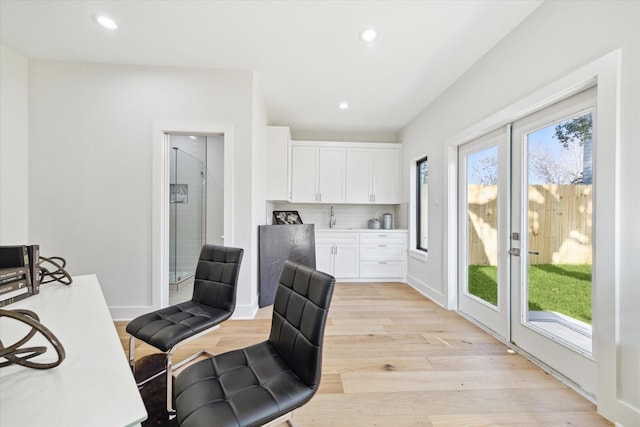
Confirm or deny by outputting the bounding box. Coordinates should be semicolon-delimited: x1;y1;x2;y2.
379;244;387;247
373;194;376;202
378;261;387;264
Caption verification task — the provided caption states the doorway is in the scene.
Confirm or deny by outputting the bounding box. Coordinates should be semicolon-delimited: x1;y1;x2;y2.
169;136;207;288
161;131;227;307
458;87;596;395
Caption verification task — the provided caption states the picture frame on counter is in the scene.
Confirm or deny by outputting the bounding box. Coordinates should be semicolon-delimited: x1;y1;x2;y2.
273;211;303;225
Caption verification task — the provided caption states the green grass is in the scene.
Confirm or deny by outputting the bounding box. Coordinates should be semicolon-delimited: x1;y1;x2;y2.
468;264;592;324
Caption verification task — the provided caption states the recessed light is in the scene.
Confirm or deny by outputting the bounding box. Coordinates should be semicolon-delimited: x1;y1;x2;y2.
360;28;377;42
338;102;349;110
92;14;118;31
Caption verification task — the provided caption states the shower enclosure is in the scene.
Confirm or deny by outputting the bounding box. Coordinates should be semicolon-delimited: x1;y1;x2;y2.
169;143;206;285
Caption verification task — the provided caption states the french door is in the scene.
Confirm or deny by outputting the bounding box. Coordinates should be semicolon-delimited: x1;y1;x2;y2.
459;87;596;395
458;127;510;341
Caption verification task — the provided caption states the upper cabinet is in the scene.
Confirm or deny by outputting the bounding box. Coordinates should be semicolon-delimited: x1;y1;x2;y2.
266;126;292;201
284;140;401;204
346;146;400;204
291;142;345;203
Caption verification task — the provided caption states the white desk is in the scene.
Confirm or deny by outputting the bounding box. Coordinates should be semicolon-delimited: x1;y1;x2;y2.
0;275;147;427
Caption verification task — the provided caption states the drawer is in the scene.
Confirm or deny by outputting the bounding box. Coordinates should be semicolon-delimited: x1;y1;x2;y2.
360;244;406;261
315;231;359;245
359;233;407;245
359;261;405;278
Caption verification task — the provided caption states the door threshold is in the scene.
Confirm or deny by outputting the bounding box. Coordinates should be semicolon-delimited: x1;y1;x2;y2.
527;310;592;356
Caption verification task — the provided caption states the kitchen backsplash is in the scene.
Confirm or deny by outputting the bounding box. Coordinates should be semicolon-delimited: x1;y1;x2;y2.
268;202;408;230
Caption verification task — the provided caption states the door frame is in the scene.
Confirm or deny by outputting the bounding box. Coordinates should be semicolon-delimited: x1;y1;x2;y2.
444;50;622;415
152;121;235;310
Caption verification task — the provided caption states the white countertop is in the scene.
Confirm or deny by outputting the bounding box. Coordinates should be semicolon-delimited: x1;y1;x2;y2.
316;228;408;232
0;275;147;427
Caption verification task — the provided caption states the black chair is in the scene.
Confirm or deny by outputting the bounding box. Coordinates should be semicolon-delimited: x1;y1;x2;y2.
174;260;335;427
127;244;243;413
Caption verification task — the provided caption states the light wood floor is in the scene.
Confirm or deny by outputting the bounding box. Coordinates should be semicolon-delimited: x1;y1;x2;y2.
115;282;612;426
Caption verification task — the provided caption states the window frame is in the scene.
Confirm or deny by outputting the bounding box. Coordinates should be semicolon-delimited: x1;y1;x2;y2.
416;156;428;252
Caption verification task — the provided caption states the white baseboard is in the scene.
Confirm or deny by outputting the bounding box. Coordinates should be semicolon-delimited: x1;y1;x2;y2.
406;273;448;309
232;302;259;320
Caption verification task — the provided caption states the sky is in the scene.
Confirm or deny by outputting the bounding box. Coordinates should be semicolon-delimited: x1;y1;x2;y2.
466;115;590;185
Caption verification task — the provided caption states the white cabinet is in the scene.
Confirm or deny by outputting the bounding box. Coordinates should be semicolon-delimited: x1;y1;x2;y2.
372;149;401;204
315;231;359;278
291;143;345;203
315;230;407;281
318;147;346;203
344;148;371;204
291;145;317;203
266;126;291;201
345;147;400;204
359;232;407;279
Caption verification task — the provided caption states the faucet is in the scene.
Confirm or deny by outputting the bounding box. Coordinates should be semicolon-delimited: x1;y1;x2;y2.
329;206;336;229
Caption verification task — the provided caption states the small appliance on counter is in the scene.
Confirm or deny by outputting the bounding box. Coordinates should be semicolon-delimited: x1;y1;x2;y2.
382;213;393;229
368;218;381;229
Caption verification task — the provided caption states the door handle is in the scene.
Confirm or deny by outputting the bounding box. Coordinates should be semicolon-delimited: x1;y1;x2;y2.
528;251;540;255
509;248;520;256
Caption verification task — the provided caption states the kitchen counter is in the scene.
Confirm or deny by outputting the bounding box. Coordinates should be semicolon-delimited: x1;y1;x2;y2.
316;228;407;232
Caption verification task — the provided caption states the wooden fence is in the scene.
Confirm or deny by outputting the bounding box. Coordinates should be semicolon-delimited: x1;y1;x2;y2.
468;184;592;265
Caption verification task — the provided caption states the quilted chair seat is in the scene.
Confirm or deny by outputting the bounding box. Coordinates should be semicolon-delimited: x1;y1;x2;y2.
174;260;335;427
125;301;232;352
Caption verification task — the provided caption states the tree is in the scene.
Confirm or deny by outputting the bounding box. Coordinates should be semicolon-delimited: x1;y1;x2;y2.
550;113;593;184
529;142;584;184
470;154;497;185
554;114;592;149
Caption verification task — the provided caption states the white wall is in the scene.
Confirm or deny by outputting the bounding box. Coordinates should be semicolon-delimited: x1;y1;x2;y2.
248;75;268;318
206;134;225;246
27;60;257;316
0;44;29;244
400;2;639;425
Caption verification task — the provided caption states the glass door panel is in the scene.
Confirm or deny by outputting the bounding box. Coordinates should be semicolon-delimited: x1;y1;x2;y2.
466;145;499;306
458;127;510;341
525;114;593;353
169;139;206;286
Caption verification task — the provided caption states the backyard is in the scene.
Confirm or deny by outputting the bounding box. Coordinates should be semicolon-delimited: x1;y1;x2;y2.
468;264;592;324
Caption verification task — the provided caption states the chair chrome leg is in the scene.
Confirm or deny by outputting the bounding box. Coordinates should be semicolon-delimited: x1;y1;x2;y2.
128;336;136;374
166;348;176;414
131;325;221;413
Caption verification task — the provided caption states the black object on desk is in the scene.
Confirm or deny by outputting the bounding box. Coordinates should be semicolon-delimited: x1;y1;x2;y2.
258;224;316;307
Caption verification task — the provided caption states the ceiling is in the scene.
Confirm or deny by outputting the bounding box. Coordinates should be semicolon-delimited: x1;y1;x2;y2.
0;0;543;136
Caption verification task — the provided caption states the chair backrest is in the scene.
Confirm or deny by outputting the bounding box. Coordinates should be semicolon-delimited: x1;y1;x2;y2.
192;245;244;311
269;260;335;388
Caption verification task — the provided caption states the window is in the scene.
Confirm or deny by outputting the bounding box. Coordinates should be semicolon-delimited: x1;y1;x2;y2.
416;156;428;252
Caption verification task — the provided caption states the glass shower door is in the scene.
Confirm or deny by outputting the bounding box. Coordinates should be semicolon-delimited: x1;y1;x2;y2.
169;146;205;284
